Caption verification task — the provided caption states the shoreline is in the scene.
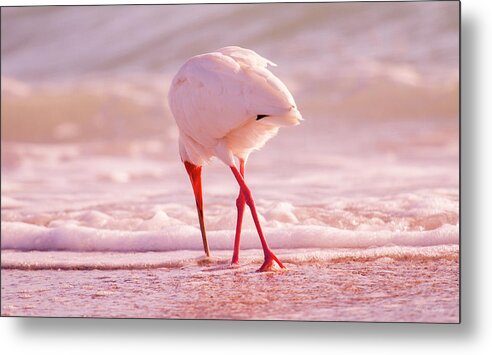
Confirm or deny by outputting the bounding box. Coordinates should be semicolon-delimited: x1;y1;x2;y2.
1;249;459;322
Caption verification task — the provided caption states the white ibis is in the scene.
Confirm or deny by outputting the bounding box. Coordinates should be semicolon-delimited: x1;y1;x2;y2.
168;46;302;271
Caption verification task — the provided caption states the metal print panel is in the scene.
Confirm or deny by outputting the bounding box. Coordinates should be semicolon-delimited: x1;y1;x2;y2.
0;1;460;322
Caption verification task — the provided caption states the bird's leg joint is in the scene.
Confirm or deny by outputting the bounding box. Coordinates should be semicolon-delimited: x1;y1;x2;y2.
230;164;254;207
236;193;245;209
241;186;254;207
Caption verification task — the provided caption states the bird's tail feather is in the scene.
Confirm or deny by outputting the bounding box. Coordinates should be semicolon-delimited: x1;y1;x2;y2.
262;107;303;127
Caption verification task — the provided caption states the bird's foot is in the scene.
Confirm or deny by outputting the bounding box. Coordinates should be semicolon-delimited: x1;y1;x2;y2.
230;253;240;267
257;252;286;272
196;255;214;266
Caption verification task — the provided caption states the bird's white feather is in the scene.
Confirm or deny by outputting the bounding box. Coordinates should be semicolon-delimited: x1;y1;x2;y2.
168;46;302;166
217;46;277;68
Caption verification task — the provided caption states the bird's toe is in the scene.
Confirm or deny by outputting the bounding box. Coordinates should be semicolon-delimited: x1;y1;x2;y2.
257;256;287;272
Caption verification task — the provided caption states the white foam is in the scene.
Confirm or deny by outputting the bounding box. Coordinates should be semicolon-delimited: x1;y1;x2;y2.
0;245;458;270
264;202;299;224
1;221;458;253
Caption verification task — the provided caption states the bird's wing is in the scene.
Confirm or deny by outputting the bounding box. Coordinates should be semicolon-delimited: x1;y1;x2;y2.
168;48;300;149
217;47;301;125
169;52;248;148
217;46;277;68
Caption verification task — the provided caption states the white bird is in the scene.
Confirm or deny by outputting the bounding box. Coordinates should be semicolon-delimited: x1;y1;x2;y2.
168;46;302;271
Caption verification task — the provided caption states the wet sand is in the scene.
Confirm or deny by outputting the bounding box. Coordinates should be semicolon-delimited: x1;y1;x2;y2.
1;252;459;322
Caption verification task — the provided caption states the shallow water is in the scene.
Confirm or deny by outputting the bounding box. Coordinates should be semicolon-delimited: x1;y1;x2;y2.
1;248;458;322
1;2;459;321
1;116;459;254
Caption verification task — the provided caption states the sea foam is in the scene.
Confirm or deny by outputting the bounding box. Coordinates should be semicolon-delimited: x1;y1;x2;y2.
1;221;458;252
0;245;458;270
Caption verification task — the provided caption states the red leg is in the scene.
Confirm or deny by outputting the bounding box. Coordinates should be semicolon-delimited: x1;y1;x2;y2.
184;161;210;257
231;159;245;265
230;165;285;271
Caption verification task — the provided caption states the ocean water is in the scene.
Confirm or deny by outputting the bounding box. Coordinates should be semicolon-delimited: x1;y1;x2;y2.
1;2;459;321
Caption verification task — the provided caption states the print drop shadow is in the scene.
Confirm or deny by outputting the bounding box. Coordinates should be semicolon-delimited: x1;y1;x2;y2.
14;8;476;342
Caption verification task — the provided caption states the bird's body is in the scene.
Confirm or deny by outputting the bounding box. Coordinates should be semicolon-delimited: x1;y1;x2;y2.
169;46;302;166
168;46;302;271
